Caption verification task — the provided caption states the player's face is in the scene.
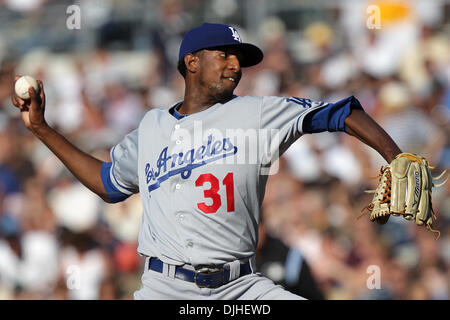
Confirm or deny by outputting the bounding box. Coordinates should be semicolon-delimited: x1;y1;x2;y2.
196;47;243;102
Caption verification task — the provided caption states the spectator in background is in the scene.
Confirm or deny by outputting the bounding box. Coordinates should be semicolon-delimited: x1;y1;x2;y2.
0;208;22;298
56;227;115;300
256;216;324;300
374;80;446;166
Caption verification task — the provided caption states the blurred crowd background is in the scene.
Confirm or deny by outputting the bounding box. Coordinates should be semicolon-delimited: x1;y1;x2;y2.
0;0;449;300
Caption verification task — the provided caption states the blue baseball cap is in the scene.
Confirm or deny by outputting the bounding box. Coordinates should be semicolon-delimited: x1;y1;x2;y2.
178;23;263;68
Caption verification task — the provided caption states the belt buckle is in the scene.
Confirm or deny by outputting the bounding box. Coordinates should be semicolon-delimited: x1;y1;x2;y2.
194;268;224;288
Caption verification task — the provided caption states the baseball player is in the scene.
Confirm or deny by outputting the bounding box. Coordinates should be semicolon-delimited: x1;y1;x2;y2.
11;23;438;300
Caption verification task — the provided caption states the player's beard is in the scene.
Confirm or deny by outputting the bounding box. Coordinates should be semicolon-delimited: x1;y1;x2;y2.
207;83;233;102
205;75;240;103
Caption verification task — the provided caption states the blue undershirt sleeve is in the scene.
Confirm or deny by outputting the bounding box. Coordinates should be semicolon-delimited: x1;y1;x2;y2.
302;95;363;133
101;162;131;203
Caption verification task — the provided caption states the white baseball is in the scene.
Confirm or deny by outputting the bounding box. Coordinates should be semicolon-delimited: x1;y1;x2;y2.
15;75;40;100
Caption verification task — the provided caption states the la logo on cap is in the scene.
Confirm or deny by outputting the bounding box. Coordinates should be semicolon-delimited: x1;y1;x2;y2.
178;23;263;68
228;27;241;42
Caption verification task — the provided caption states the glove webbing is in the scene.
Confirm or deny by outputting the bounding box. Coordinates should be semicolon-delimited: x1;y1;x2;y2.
357;167;389;220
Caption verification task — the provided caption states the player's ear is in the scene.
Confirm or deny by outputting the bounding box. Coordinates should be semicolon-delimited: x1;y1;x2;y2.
184;52;200;74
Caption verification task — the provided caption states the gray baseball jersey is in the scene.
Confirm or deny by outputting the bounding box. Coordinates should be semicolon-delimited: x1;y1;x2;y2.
101;95;360;267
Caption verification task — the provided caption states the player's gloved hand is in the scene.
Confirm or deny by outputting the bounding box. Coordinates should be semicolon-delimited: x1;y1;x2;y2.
360;152;448;239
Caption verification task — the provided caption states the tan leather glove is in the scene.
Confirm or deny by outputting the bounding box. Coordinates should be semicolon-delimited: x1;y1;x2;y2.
361;153;447;239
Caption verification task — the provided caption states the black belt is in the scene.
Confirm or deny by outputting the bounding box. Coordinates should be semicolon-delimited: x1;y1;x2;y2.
148;257;252;288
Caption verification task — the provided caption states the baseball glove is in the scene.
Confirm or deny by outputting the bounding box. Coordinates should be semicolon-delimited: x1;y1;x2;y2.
360;152;448;239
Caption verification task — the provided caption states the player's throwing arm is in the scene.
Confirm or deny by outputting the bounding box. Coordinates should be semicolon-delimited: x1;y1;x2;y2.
345;108;448;237
11;75;109;202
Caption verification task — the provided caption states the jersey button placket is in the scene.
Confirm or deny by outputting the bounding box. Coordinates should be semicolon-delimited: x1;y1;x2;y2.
186;241;194;248
173;123;182;144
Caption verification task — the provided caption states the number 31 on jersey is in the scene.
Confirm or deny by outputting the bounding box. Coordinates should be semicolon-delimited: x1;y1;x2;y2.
195;172;235;214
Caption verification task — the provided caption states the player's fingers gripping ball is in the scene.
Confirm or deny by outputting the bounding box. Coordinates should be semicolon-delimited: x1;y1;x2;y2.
15;75;40;100
360;152;448;239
